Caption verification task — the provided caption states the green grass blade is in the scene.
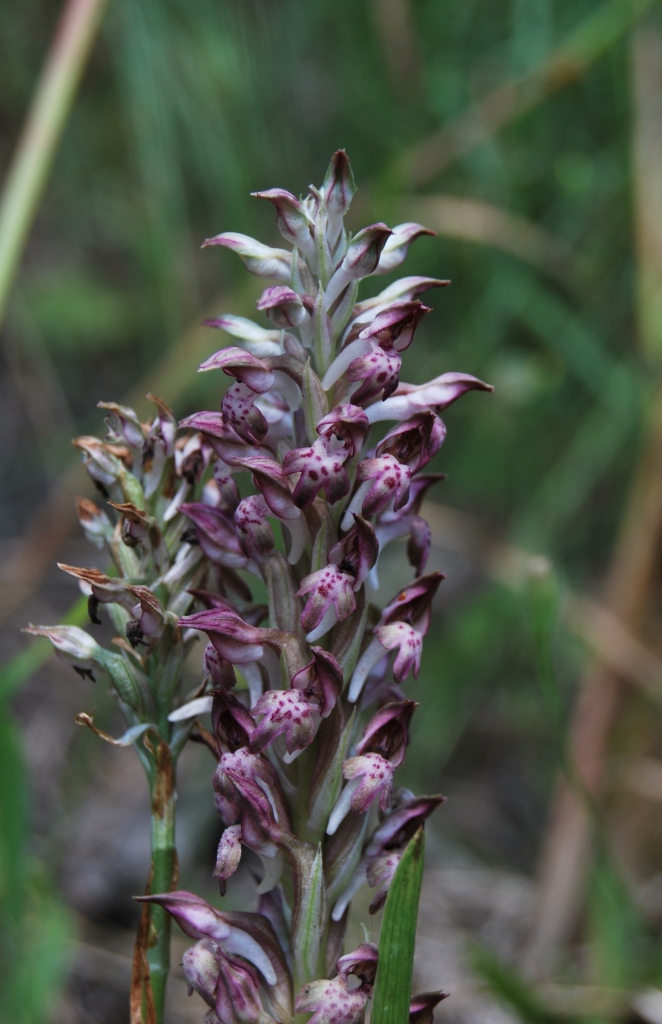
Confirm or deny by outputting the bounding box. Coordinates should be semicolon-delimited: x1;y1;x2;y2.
372;826;425;1024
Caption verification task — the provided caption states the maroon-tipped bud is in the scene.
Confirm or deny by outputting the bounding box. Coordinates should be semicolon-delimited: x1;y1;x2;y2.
366;791;445;859
373;222;436;276
379;572;444;634
199;346;275;394
249;689;319;757
316;404;369;458
342;223;393;279
232;456;300;521
352;276;450;318
409;992;449;1024
291;646;343;719
377;412;445;473
252;188;314;256
322;150;356;244
214;825;243;895
180;503;246;568
295;976;369;1024
257;286;307;330
357;301;430;353
202;232;292;282
282;439;350;508
214;948;269;1024
336;943;379;988
212;689;255;751
328;515;378;588
356;699;417;767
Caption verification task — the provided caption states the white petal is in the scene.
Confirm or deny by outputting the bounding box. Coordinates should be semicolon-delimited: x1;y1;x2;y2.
168;696;213;722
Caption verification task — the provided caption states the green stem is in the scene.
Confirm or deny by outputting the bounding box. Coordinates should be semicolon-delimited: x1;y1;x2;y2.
0;0;108;327
146;741;177;1023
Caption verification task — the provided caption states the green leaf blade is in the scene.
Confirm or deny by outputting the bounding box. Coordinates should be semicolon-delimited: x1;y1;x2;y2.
372;826;425;1024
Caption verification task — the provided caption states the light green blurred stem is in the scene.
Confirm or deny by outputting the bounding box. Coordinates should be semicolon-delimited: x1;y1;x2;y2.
0;0;108;328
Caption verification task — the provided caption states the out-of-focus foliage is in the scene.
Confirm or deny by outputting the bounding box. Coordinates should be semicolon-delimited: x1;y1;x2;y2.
2;0;662;1021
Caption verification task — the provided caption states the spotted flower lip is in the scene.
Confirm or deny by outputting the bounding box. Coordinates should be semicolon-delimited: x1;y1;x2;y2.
202;231;292;283
344;752;395;813
249;689;319;757
257;286;308;330
214;824;243;895
282;438;350;508
355;699;418;767
235;494;275;557
316;404;369;458
291;646;343;719
375;622;422;683
372;222;436;276
199;346;275;394
181;940;219;1010
294;976;369;1024
180;502;247;568
222;383;270;445
376;411;446;472
358;454;412;516
366;371;493;423
296;564;356;638
347;345;402;404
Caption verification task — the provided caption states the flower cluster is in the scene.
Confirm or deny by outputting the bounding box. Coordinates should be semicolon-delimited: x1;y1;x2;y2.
29;152;490;1023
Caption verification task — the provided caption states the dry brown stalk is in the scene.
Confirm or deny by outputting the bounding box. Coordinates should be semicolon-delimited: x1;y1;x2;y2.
524;15;662;977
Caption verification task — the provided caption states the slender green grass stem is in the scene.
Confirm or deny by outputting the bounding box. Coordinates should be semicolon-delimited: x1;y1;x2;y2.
145;743;177;1023
0;0;108;327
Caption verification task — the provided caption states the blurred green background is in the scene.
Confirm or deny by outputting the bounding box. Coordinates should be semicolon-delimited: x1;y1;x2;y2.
2;0;662;1021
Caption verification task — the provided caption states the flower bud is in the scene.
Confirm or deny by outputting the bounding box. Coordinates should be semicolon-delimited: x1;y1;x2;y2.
202;232;292;282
